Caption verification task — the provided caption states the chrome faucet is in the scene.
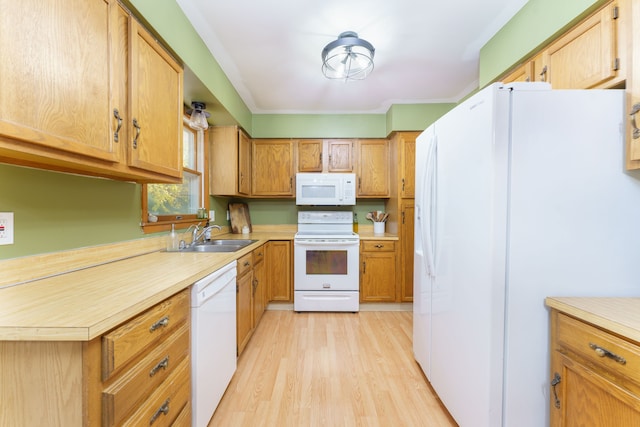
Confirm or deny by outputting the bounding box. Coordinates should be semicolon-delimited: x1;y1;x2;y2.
184;223;202;246
192;224;222;245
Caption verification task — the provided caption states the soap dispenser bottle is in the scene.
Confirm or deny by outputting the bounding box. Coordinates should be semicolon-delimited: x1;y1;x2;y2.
353;212;358;233
167;224;179;251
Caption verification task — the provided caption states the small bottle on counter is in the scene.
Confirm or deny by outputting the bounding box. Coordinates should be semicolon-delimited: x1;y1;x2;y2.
353;212;358;233
166;224;180;251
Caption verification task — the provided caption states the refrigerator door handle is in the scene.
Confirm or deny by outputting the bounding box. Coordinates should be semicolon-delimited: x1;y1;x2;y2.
421;135;437;277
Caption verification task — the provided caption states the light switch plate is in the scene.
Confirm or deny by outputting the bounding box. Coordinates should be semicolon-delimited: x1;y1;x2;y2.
0;212;14;245
209;210;215;221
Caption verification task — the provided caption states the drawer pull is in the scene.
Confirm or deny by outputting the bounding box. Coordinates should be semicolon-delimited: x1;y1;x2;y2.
149;316;170;332
149;356;170;377
150;398;170;425
551;372;561;409
589;342;626;365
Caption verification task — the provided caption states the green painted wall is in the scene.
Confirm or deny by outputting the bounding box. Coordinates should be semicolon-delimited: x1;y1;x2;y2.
253;114;387;138
2;0;601;259
0;164;144;259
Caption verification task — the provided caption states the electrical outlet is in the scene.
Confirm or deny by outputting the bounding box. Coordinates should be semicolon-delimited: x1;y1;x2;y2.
209;210;215;221
0;212;14;245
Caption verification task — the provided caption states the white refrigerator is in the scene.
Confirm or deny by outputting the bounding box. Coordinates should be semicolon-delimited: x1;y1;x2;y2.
413;82;640;427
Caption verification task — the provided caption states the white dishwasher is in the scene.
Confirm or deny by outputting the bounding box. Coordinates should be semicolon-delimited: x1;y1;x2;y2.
191;260;237;427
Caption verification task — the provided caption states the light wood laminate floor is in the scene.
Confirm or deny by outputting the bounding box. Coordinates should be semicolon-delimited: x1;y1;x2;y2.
209;310;456;426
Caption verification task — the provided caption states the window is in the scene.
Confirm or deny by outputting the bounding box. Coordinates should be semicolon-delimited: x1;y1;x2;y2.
142;116;207;233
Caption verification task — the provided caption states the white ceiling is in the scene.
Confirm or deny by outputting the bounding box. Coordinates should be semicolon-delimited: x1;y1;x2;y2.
177;0;528;115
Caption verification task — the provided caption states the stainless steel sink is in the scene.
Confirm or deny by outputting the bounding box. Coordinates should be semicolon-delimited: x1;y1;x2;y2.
180;239;257;253
186;245;244;253
208;239;256;246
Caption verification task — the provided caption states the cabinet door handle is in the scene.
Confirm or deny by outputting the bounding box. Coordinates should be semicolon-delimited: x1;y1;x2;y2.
244;261;251;267
132;118;141;148
589;342;626;365
150;398;170;425
550;372;561;409
362;261;366;274
149;316;169;332
630;103;640;140
149;355;170;377
113;109;123;142
375;244;384;248
401;178;405;191
539;65;548;82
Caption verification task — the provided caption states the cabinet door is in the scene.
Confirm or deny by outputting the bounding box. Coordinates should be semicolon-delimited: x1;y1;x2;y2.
252;258;266;327
360;241;397;302
0;0;118;162
628;0;640;168
550;355;640;426
236;271;253;356
502;61;534;83
399;133;418;198
238;130;252;195
327;140;354;172
297;140;323;172
357;139;390;197
400;201;415;302
542;2;620;89
128;19;183;179
266;240;292;302
252;139;294;196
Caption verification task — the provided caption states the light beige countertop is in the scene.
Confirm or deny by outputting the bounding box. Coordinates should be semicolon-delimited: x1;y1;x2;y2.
545;297;640;343
0;231;294;342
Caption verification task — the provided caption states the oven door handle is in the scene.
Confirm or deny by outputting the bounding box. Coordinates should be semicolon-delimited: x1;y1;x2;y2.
295;240;359;247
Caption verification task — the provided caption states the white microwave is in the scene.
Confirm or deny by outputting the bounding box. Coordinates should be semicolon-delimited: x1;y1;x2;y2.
295;173;356;205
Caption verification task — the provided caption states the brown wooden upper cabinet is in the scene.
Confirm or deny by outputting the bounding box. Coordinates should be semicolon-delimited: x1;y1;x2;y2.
252;139;295;197
356;139;390;197
538;2;622;89
210;126;251;196
502;62;535;83
0;0;183;183
297;139;354;172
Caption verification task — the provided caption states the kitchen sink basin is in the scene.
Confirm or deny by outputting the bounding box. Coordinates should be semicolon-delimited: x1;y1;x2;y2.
180;239;257;253
208;239;256;246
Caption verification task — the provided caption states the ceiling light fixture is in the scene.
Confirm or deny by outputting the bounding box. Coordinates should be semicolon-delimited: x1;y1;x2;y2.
321;31;375;81
187;101;210;131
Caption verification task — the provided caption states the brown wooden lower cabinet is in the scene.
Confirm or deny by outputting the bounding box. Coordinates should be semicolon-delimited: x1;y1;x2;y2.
548;305;640;426
266;240;292;302
0;289;191;426
360;240;397;302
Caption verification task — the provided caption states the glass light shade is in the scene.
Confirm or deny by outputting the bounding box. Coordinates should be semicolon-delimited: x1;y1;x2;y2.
188;101;210;131
322;31;375;81
189;109;209;131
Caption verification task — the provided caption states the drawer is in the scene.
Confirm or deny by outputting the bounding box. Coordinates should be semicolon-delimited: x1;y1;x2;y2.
362;241;395;252
253;244;265;265
102;289;189;380
102;323;190;426
121;356;190;427
237;252;253;277
556;313;640;386
172;402;192;427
